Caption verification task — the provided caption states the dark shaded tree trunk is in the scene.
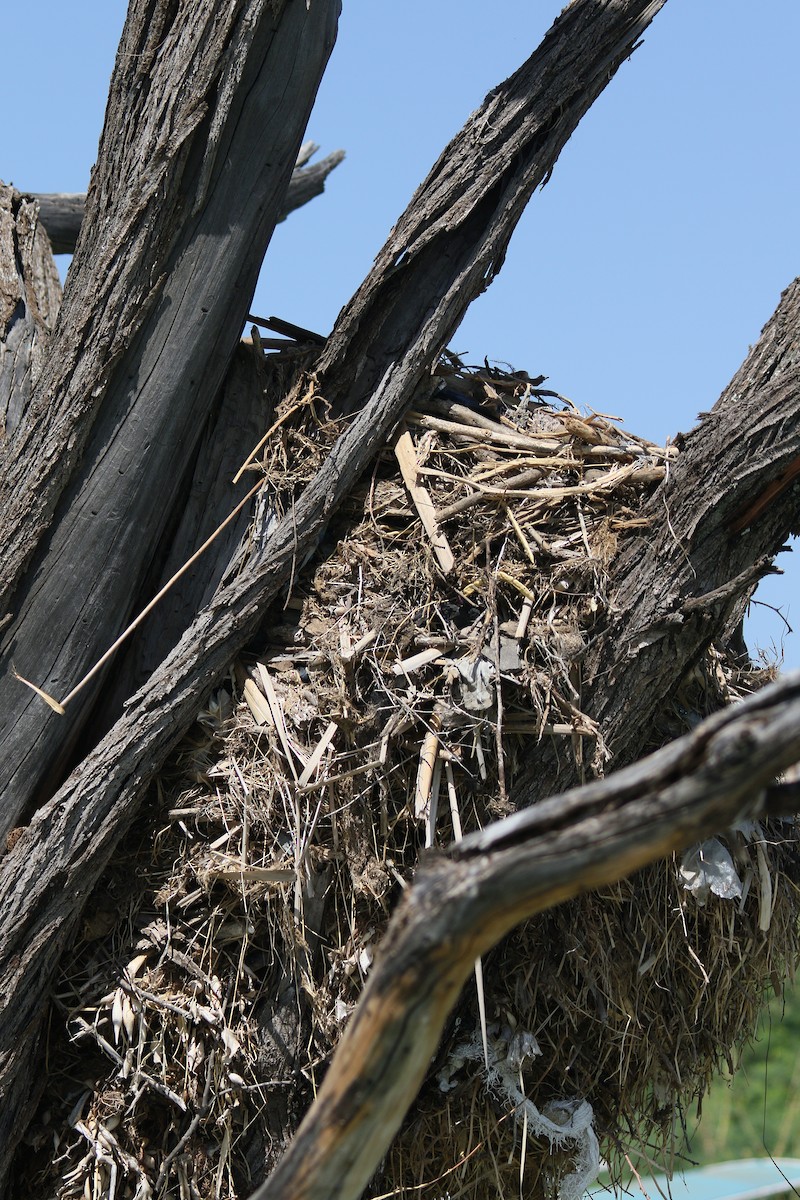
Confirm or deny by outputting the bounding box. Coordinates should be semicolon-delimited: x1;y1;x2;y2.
0;0;340;837
0;0;799;1195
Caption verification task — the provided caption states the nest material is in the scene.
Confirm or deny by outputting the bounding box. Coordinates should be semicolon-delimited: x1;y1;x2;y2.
17;352;800;1200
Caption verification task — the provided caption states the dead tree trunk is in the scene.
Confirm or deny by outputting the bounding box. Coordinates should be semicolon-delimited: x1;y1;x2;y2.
0;0;340;836
0;0;799;1192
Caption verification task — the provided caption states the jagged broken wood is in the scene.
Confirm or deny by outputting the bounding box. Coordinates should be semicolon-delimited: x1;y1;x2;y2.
0;185;61;440
26;143;345;255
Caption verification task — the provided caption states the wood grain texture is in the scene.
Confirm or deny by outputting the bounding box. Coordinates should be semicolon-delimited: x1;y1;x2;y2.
316;0;670;415
90;342;275;733
0;185;61;438
255;674;800;1200
0;0;340;838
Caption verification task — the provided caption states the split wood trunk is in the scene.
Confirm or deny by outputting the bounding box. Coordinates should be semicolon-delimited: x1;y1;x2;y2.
1;0;799;1195
0;0;340;839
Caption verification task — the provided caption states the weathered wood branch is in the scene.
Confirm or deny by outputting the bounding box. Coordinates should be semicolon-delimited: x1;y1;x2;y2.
255;672;800;1200
25;144;345;255
92;342;277;732
512;276;800;809
15;193;83;258
0;0;340;837
0;186;61;439
0;0;675;1178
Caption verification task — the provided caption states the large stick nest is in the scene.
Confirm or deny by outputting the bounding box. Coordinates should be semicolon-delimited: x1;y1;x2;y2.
16;347;800;1200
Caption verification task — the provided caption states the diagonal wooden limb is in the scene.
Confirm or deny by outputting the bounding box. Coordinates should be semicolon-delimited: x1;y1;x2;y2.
0;1;675;1179
254;673;800;1200
511;276;800;806
316;0;671;415
0;0;674;842
0;0;338;605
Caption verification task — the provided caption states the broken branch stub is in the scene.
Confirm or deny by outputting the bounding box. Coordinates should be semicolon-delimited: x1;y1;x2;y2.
26;146;345;256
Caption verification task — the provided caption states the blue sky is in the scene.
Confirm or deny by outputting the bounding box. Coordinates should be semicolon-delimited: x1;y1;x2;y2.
3;1;798;667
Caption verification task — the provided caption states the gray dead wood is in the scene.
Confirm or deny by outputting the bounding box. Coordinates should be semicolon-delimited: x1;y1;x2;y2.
592;277;800;758
26;145;345;256
89;342;278;732
0;0;340;839
0;0;674;1179
16;193;84;257
0;186;61;440
512;276;800;809
254;672;800;1200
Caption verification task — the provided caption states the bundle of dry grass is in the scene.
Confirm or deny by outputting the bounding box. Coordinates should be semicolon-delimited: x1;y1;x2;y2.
18;348;799;1200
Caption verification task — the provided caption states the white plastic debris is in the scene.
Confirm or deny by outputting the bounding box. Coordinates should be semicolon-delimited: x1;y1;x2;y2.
680;838;743;905
440;1024;600;1200
448;655;496;712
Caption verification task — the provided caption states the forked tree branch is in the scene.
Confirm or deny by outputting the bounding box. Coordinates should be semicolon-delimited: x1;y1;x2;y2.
0;0;674;836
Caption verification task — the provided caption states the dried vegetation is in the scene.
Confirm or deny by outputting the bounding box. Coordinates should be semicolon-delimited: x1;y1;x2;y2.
16;344;800;1200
